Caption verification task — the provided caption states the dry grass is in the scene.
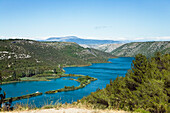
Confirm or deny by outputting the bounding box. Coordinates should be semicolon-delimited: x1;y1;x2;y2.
1;102;129;113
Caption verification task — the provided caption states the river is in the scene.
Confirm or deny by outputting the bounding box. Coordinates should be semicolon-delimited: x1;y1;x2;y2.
0;57;134;107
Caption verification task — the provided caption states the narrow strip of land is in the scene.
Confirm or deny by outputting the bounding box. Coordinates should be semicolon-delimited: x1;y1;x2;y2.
45;75;97;94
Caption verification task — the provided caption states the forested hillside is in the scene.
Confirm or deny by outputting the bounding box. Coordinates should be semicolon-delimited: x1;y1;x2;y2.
80;53;170;113
111;41;170;57
0;39;114;82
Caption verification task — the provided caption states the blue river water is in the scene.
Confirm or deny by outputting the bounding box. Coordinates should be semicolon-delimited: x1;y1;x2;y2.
0;57;134;107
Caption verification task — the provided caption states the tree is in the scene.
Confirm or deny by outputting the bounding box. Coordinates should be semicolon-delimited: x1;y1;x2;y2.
131;54;149;83
21;72;26;77
12;71;16;80
53;68;57;74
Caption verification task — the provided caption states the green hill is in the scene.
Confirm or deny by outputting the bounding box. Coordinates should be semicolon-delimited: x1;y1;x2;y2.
111;41;170;57
0;39;114;82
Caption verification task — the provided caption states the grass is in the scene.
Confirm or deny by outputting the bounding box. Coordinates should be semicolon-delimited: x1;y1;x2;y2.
1;71;64;84
7;101;129;113
20;77;50;81
3;73;85;84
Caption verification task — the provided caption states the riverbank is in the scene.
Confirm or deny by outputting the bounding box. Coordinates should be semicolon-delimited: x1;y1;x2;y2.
1;73;83;85
1;73;61;85
63;58;116;68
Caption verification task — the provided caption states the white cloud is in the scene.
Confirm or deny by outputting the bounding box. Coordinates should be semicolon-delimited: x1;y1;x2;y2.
80;36;170;41
153;36;170;41
132;36;170;41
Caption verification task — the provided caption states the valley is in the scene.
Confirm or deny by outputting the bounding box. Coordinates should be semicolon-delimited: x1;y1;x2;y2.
0;39;169;113
1;0;170;112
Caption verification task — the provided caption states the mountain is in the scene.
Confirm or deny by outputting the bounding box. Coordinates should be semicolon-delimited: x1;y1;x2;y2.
45;36;120;44
111;41;170;57
80;43;124;53
46;36;79;42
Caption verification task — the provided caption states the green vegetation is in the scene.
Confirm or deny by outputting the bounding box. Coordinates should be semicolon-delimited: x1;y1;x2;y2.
1;68;63;84
80;53;170;113
77;75;97;86
0;39;114;83
45;75;97;94
111;41;170;57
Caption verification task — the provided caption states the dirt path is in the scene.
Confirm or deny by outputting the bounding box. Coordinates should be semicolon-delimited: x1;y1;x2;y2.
3;108;128;113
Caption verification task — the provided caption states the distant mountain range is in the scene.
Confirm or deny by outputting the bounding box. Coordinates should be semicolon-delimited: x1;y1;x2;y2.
43;36;122;44
40;36;170;57
80;41;170;57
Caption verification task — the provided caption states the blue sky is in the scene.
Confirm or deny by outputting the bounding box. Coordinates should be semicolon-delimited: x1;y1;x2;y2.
0;0;170;41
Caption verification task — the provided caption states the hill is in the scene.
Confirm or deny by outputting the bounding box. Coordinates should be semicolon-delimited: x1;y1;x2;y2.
44;36;120;44
0;39;114;82
111;41;170;57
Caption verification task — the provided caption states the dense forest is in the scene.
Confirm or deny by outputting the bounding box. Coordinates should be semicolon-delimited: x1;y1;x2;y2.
80;53;170;113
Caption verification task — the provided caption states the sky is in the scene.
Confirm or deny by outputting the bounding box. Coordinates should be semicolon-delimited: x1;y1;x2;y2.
0;0;170;41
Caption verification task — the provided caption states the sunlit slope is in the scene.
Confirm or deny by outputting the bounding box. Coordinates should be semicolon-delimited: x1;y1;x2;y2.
111;41;170;57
